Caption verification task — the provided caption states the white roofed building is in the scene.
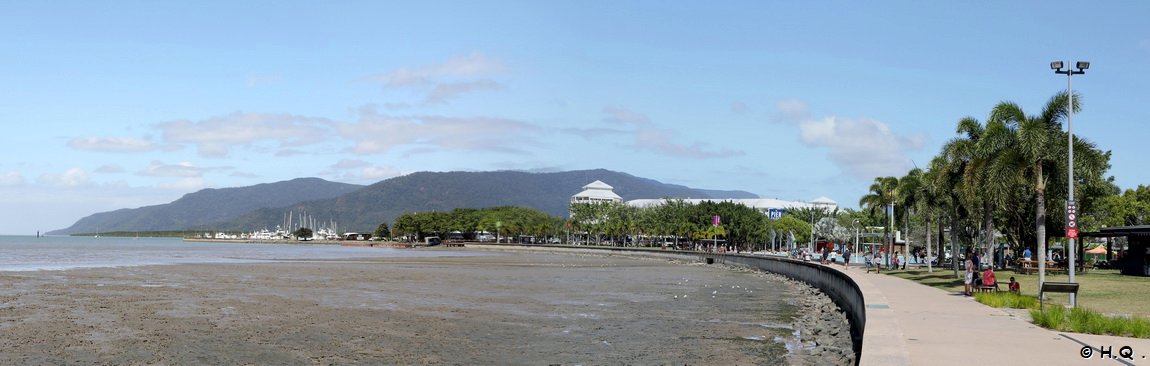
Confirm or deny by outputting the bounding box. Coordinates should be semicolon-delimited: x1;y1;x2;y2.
571;180;623;204
626;197;837;214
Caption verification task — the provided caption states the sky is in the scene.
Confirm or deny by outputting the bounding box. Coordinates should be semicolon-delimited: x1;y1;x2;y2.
2;1;1149;235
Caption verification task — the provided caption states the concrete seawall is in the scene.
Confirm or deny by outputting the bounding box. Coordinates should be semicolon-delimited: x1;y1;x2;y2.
467;244;865;365
703;252;865;365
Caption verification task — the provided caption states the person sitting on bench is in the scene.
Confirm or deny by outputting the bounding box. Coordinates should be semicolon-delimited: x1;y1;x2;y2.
1008;276;1020;293
980;268;997;291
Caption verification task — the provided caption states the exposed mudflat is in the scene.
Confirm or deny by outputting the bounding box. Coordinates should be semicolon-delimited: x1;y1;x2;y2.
0;249;840;365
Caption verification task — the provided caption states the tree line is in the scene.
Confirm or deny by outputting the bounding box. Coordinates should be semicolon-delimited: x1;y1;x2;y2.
857;91;1148;274
389;207;564;241
384;200;882;251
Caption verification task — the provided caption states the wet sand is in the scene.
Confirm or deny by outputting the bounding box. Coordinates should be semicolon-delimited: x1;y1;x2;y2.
0;250;815;365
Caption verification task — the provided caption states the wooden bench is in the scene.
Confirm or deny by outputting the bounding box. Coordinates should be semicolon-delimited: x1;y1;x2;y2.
977;282;1000;292
1039;281;1080;309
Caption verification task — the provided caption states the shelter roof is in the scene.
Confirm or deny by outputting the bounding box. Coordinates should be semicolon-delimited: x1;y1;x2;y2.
1082;225;1150;237
574;188;622;200
811;196;838;205
582;180;614;190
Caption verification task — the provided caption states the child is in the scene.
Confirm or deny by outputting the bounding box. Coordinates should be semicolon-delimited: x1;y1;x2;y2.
1008;276;1020;293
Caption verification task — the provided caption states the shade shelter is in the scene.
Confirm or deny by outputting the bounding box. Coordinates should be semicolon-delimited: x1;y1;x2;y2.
1081;225;1150;276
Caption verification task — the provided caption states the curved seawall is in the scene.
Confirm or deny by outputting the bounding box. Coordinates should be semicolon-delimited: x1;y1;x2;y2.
473;245;866;364
700;252;864;365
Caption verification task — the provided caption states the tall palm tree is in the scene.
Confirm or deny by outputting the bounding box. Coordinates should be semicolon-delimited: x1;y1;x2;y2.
859;176;899;266
918;165;945;272
897;168;924;269
987;91;1075;285
931;145;967;277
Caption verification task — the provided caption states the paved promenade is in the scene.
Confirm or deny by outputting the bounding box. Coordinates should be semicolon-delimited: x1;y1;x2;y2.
834;265;1150;365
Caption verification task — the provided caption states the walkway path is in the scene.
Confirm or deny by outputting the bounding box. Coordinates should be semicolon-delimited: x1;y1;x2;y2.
835;266;1150;365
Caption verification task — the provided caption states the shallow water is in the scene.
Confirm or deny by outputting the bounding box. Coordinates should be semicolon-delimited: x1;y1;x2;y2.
0;235;485;271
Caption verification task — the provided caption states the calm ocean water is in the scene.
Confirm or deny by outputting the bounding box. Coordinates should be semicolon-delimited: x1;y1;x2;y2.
0;235;482;272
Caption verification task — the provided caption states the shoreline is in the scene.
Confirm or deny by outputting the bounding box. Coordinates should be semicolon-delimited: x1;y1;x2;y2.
0;246;851;365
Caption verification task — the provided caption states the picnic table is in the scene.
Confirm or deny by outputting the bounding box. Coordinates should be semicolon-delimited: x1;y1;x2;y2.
1017;260;1066;275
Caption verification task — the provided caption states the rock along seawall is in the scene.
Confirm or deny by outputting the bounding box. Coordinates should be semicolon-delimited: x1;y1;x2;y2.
472;244;865;365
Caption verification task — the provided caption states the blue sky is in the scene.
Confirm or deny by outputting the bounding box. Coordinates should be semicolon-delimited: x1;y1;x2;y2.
2;1;1148;235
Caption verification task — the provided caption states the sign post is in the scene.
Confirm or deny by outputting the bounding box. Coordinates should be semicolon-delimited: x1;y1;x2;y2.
1066;202;1078;239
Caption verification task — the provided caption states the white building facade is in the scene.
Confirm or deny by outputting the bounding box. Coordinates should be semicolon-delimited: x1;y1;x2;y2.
570;180;623;204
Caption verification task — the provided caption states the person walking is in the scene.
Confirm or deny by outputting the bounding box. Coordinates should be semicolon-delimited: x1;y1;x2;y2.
963;251;975;296
842;247;851;270
874;250;883;274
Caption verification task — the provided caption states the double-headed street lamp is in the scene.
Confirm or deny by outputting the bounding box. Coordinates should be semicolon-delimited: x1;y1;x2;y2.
1051;60;1088;307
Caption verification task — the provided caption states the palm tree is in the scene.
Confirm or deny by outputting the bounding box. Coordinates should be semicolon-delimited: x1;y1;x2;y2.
859;176;899;266
930;147;966;277
897;168;924;269
987;91;1075;285
918;165;945;272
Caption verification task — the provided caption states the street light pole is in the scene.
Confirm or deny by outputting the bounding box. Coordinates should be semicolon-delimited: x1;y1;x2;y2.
887;202;894;268
1053;60;1088;307
809;210;816;252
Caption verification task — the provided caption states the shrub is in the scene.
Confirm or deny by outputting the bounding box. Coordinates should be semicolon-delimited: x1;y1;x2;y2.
1029;305;1150;338
975;292;1039;309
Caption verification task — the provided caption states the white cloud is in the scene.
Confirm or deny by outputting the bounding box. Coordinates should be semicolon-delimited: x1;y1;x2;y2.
156;112;332;158
275;149;308;157
634;128;745;159
560;127;630;139
335;109;540;155
229;171;260;179
776;100;923;179
424;79;502;104
730;101;749;114
566;106;744;159
603;105;651;125
329;159;371;170
139;161;204;178
37;168;90;187
157;177;207;191
372;52;505;87
323;159;404;183
67;136;161;153
775;99;811;123
0;171;25;186
94;164;125;174
366;53;507;105
245;73;282;87
362;166;404;180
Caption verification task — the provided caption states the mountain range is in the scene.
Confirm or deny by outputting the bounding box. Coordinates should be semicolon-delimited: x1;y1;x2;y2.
50;169;757;234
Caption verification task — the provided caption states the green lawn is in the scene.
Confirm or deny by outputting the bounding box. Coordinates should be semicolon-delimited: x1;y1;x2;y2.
883;267;1150;318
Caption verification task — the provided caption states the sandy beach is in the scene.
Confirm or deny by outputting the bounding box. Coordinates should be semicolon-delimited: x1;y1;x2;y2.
0;249;826;365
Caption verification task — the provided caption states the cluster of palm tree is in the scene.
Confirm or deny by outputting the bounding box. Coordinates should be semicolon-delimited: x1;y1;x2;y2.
860;92;1114;279
391;207;563;241
570;199;832;250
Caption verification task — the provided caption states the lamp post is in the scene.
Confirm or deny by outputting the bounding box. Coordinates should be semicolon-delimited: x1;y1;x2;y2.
809;210;816;252
854;219;860;262
887;202;894;268
1052;60;1088;307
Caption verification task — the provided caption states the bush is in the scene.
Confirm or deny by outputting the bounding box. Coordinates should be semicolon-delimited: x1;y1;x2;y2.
1029;305;1150;338
974;292;1039;309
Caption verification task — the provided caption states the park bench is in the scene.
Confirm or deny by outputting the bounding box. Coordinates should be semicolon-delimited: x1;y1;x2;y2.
977;282;1000;292
1039;281;1080;310
1018;261;1066;275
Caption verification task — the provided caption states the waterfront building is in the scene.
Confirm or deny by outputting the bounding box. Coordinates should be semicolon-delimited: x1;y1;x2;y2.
570;180;623;204
626;196;837;214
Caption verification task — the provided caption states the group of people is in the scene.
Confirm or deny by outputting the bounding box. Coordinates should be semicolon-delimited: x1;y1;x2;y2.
862;249;910;273
963;250;1022;295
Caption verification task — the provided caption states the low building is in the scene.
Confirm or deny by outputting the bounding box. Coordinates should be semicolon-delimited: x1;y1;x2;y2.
626;196;837;214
